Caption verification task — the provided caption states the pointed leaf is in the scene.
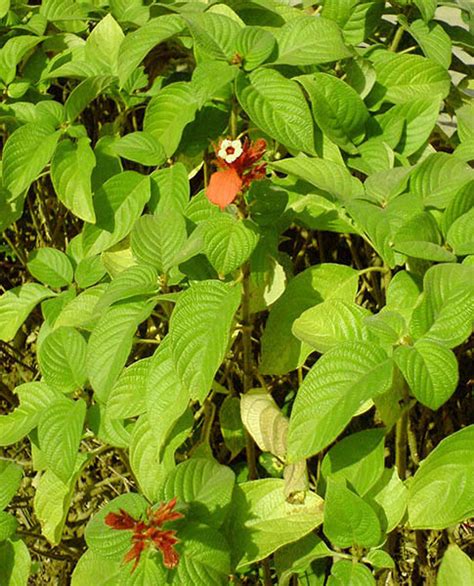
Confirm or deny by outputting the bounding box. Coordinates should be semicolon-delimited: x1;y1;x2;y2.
27;247;74;288
112;132;166;167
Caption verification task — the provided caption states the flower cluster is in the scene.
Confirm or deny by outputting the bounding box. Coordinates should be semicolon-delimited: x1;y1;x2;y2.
104;497;183;572
206;137;267;209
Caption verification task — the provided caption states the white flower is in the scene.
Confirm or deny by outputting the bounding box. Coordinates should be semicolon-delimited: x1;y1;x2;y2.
218;139;243;163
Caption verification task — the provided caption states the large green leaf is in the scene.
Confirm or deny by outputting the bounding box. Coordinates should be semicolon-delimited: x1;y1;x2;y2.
275;15;351;65
112;132;167;167
81;171;151;256
437;545;474;586
38;397;86;482
169;281;241;402
71;550;122;586
84;13;124;74
408;426;474;529
38;327;87;393
0;283;55;342
51;137;97;223
447;208;474;256
235;69;314;153
131;212;187;274
270;155;363;202
0;35;44;84
27;247;74;288
149;164;190;215
323;479;382;548
0;539;31;586
94;264;158;312
394;340;458;410
260;264;359;375
365;467;408;533
185;12;241;60
2;122;60;197
201;215;259;275
320;429;386;497
409;153;473;209
293;299;372;354
235;26;276;70
143;82;198;158
228;479;324;570
370;51;451;104
0;461;22;510
107;356;152;419
408;19;452;69
173;524;230;586
410;263;474;348
297;73;369;153
117;14;184;87
55;285;106;330
288;342;393;461
160;458;235;529
328;560;376;586
0;382;60;446
86;300;153;402
64;76;114;122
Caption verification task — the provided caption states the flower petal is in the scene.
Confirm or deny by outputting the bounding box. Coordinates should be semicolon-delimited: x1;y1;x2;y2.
206;168;242;210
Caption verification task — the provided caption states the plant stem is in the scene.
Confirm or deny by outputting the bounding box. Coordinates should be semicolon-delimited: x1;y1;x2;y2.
395;383;410;480
390;25;404;52
241;261;258;481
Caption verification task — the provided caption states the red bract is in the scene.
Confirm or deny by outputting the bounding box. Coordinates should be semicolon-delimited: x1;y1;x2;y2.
104;498;184;573
206;137;267;209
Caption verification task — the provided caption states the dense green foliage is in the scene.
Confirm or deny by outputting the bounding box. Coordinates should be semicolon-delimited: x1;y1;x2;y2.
1;0;473;584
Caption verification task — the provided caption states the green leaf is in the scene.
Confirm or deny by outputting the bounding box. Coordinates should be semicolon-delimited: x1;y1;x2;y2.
275;15;351;66
0;461;22;510
413;0;437;21
64;76;114;122
87;300;153;402
0;512;17;542
320;429;385;497
27;247;74;288
0;382;60;447
0;283;55;342
191;61;238;108
95;264;158;312
75;256;106;289
409;153;473;209
107;357;152;419
270;155;363;202
0;35;44;84
437;545;474;586
38;397;86;482
51;137;97;223
228;479;324;570
393;212;456;262
112;132;166;167
385;270;422;323
84;13;124;74
219;396;246;458
297;73;369;153
185;12;241;60
131;212;187;274
81;171;151;256
55;285;106;330
365;549;395;570
324;479;381;549
2;122;60;198
260;264;358;375
85;492;148;559
370;51;451;104
201;215;259;275
143;83;198;158
293;299;372;354
441;181;474;237
328;560;375;586
34;454;87;545
408;425;474;529
118;14;184;87
174;524;230;586
394;340;458;410
161;458;235;529
288;342;393;461
71;550;122;586
149;163;190;215
377;97;441;157
0;539;31;586
0;0;10;19
447;208;474;256
169;281;241;402
38;327;87;394
235;26;276;70
235;69;315;154
408;19;452;69
410;264;474;348
274;533;332;586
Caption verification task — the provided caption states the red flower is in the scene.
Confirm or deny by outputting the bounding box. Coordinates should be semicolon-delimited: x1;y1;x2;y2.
104;498;184;573
206;137;267;209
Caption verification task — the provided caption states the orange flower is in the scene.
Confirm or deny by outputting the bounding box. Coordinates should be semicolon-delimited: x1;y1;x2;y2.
104;497;184;573
206;137;267;209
